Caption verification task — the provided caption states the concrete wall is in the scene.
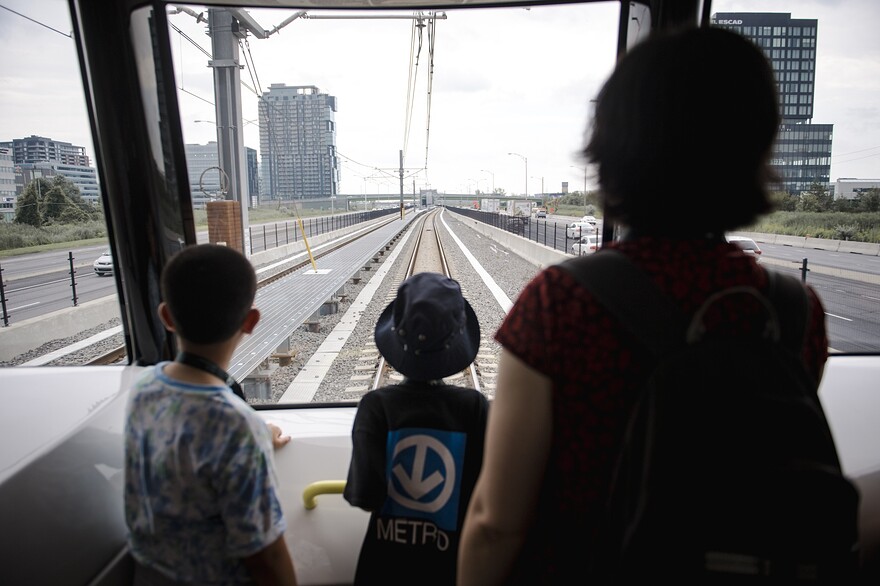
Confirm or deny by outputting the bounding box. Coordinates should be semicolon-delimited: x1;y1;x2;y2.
448;211;569;269
737;231;880;257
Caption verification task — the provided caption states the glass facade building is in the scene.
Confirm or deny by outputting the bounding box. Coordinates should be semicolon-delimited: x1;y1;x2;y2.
712;12;832;195
259;84;338;200
0;135;91;167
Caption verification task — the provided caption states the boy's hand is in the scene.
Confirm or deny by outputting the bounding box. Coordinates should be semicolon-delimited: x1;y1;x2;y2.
267;422;291;449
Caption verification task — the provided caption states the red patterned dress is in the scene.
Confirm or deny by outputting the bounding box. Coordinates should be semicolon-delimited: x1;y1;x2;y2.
493;236;828;584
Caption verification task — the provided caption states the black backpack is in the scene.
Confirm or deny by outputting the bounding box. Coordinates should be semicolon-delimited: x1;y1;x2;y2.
559;249;860;584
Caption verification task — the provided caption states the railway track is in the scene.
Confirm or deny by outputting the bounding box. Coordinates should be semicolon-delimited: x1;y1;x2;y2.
370;209;482;392
24;209;499;401
36;216;403;369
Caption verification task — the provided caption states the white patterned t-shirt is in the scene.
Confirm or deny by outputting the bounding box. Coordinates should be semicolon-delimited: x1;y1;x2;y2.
124;363;286;584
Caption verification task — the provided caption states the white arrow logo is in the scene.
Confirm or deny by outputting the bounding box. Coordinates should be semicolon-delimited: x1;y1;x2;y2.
388;434;456;513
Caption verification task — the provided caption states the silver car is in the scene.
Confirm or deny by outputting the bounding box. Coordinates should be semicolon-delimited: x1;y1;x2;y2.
93;250;114;276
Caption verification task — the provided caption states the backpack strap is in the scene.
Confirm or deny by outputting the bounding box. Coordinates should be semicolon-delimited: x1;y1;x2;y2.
558;250;812;360
764;268;811;358
557;250;685;357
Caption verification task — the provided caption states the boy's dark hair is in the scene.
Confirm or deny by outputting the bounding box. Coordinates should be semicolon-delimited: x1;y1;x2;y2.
160;244;257;345
584;26;780;235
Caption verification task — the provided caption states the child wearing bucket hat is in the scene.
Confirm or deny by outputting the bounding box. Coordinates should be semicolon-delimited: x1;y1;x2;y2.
343;272;489;585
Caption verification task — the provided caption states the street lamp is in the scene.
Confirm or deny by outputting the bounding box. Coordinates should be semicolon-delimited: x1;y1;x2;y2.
571;164;588;216
508;152;528;197
480;169;495;193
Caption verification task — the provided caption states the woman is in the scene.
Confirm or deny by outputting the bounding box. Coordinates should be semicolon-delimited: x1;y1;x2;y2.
457;26;829;585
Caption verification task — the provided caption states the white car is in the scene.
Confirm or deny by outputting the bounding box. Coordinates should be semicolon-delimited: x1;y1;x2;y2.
571;234;600;256
726;235;762;256
93;250;114;276
567;221;598;239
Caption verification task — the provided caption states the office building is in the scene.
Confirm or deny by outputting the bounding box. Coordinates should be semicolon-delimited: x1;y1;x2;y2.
15;162;101;204
3;135;100;202
259;84;338;200
712;12;832;195
1;135;91;167
185;141;260;208
834;178;880;201
0;147;15;201
185;142;224;202
246;146;259;205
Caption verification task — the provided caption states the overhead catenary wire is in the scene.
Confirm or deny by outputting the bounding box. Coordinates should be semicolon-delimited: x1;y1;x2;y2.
423;14;437;170
169;7;440;195
402;15;424;160
0;3;70;37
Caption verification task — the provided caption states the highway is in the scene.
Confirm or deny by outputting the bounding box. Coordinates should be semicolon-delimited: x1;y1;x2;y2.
1;212;879;352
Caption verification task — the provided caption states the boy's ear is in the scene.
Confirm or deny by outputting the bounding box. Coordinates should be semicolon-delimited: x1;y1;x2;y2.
241;307;260;335
158;302;177;333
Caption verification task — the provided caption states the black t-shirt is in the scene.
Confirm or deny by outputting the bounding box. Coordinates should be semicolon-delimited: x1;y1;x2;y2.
344;381;489;585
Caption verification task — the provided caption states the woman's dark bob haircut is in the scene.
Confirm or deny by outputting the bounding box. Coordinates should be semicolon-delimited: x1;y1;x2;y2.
584;26;780;234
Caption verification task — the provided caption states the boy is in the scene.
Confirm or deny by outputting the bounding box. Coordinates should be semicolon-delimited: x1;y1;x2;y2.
344;272;489;585
124;244;297;585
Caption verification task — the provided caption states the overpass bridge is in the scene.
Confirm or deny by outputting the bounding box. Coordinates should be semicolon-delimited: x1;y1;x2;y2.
255;193;547;212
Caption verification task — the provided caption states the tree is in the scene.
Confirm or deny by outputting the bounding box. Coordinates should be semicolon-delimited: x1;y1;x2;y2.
796;182;833;213
14;178;51;227
859;188;880;213
770;190;797;212
14;175;99;227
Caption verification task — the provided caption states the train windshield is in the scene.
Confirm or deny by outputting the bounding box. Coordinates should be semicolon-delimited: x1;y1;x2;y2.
1;0;878;410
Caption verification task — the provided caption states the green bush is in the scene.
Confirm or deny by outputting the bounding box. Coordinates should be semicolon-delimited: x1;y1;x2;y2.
748;211;880;243
0;220;107;251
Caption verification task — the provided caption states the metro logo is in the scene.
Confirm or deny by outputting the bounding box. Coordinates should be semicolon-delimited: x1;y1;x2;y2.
381;428;467;531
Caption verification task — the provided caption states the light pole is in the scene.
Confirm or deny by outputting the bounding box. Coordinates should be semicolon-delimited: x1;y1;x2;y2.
480;169;495;193
508;152;528;197
571;164;588;216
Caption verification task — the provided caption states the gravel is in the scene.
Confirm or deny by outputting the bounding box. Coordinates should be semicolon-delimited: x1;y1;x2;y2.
1;211;546;403
288;211;543;403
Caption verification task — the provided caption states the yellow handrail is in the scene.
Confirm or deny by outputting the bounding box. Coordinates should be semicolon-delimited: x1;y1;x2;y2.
302;480;346;510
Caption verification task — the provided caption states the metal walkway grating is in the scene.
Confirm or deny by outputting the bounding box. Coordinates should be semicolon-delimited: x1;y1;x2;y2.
229;212;417;380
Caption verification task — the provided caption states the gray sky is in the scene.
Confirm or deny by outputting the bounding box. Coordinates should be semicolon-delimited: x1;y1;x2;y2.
1;0;878;197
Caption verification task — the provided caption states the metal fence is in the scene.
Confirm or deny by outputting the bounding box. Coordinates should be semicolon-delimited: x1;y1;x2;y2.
0;207;403;326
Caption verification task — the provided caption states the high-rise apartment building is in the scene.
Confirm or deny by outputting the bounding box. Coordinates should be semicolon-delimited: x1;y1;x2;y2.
258;84;338;200
1;135;91;167
712;13;831;195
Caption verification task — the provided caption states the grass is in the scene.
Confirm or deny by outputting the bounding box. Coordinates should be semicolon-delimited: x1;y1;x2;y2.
0;205;352;256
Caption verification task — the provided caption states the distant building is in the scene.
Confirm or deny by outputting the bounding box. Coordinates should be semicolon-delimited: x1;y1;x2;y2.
184;142;260;208
185;142;223;201
1;135;90;167
0;200;13;223
0;147;15;201
245;146;259;205
834;178;880;200
712;12;831;196
3;135;100;202
0;147;13;220
259;84;338;200
16;162;100;204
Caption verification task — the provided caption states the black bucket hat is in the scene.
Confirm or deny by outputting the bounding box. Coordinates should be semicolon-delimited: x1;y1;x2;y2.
375;272;480;381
